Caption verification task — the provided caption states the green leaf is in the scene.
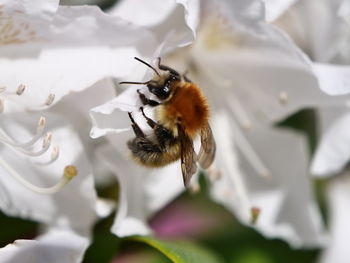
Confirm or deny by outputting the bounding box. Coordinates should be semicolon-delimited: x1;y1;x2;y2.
128;236;223;263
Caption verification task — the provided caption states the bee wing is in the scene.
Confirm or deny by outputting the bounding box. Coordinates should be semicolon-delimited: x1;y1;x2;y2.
178;125;197;187
198;124;216;169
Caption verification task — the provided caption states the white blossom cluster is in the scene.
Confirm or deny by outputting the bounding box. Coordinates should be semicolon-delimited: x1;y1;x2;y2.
0;0;349;262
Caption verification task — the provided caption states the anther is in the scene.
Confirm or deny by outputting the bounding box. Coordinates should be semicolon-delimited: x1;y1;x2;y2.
16;84;26;95
51;146;60;161
45;93;55;106
250;207;261;225
242;121;252;131
279;92;288;105
189;182;200;194
37;116;46;132
42;132;52;149
260;170;271;179
207;167;222;182
64;165;78;180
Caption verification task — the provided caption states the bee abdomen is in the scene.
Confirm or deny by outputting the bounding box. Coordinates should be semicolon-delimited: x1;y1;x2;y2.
128;138;181;167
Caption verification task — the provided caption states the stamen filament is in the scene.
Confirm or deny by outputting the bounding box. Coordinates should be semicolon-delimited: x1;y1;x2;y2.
228;103;271;179
213;112;252;219
230;96;252;130
15;133;51;157
0;157;77;194
0;117;46;148
35;146;60;166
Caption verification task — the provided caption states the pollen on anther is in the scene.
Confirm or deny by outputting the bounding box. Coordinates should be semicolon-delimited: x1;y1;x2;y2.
208;167;222;182
45;93;55;106
64;165;78;179
278;92;288;105
42;133;52;148
37;116;46;129
250;207;261;225
189;182;200;194
242;120;252;131
51;146;59;160
16;84;26;95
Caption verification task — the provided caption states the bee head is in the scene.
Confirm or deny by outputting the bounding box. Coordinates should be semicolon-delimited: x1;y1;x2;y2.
147;74;179;100
119;57;181;101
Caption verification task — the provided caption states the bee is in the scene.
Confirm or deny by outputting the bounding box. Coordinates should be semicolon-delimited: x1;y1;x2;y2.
120;57;216;187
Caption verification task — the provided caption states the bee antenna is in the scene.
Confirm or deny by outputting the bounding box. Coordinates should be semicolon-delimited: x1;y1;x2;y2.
134;57;160;77
119;81;149;85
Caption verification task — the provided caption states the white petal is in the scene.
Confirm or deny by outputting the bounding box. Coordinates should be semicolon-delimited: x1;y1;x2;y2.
0;229;88;263
95;134;184;237
89;86;142;138
319;174;350;263
274;0;350;64
0;2;157;110
210;113;326;247
311;113;350;176
263;0;298;22
313;63;350;95
109;0;199;51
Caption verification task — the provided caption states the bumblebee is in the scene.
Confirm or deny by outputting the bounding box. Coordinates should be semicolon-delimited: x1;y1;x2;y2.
120;57;216;187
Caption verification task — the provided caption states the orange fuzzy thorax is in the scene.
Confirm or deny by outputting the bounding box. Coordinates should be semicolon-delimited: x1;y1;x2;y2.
159;82;209;138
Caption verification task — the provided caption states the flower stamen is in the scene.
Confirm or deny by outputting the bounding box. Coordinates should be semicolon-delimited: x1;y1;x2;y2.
0;157;77;194
45;93;55;106
16;84;26;96
15;132;52;157
0;116;46;148
35;146;60;166
250;207;261;225
228;102;271;179
278;91;288;105
230;96;252;130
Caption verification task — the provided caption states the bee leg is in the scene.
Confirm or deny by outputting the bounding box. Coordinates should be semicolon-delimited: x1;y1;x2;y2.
140;107;157;128
140;107;176;150
183;70;192;83
128;137;162;154
157;57;180;80
128;112;145;138
137;89;159;107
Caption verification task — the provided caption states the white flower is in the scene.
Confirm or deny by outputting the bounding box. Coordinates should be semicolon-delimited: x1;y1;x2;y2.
271;0;350;95
271;0;350;259
90;0;327;247
317;174;350;263
0;228;88;263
